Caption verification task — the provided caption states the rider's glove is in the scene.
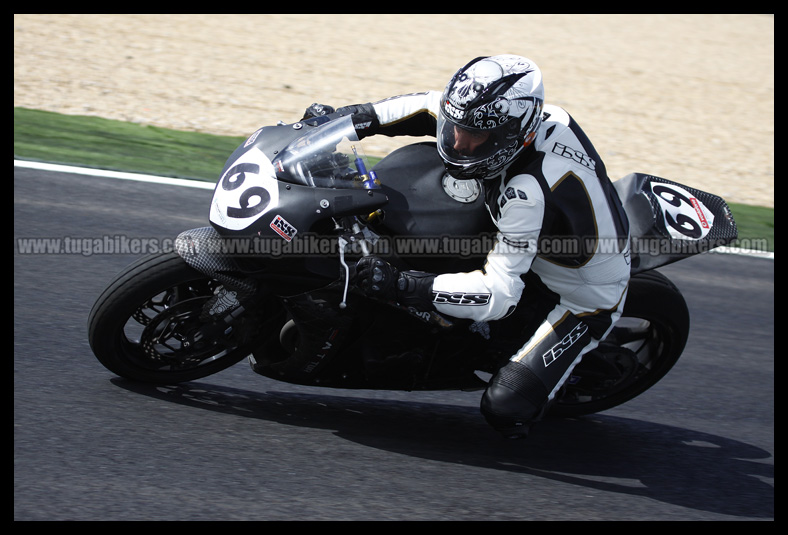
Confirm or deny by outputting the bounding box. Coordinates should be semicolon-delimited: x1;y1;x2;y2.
355;256;436;311
301;102;380;139
336;102;381;140
356;256;399;301
301;103;336;120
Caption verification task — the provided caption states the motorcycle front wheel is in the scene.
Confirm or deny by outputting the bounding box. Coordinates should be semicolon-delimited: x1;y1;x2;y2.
87;251;284;384
548;270;690;418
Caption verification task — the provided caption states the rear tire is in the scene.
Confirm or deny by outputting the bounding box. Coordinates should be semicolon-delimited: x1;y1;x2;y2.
549;270;689;417
87;252;283;383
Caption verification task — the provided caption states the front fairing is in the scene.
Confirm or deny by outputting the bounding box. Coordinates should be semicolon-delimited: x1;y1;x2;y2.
209;115;387;239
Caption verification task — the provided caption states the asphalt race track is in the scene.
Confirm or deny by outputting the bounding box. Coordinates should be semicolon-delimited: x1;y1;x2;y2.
14;165;774;521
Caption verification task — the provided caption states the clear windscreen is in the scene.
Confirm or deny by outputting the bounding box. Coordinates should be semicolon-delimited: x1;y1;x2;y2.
272;115;379;189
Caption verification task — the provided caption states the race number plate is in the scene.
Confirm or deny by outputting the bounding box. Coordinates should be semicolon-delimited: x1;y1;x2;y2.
209;148;280;231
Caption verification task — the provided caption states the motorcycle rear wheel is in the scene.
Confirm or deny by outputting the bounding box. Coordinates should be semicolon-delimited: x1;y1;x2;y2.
87;251;283;384
548;270;689;417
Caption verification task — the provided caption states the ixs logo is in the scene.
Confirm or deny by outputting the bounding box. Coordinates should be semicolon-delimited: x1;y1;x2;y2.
269;215;298;242
542;322;589;367
432;291;491;306
551;142;596;171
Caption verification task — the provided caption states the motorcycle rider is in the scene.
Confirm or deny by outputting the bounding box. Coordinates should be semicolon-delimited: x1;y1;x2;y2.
306;55;631;438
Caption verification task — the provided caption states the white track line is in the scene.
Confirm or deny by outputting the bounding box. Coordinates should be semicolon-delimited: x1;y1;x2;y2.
14;159;215;189
15;159;773;260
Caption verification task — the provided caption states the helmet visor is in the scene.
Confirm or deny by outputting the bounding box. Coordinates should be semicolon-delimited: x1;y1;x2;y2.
437;110;519;166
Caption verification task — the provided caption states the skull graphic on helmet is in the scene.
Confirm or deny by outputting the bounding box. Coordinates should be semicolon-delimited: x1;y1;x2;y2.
445;59;504;120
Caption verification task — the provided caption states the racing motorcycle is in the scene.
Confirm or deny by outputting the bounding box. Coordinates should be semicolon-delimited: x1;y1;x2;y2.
87;112;738;418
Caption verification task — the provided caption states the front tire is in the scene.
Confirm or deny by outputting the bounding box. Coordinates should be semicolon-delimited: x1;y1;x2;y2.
87;252;283;383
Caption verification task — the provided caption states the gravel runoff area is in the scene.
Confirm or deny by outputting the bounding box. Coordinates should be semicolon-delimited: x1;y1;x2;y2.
14;14;773;207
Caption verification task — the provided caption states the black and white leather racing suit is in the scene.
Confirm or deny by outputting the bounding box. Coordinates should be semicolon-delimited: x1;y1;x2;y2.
346;92;631;436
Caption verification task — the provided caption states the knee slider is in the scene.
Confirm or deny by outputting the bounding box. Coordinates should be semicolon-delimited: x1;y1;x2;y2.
481;362;549;429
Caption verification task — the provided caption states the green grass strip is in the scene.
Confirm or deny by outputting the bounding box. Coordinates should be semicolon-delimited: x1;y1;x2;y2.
726;202;774;252
14;106;772;251
14;107;245;181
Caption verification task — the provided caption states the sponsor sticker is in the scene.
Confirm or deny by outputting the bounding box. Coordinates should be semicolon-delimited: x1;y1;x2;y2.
270;215;298;242
243;128;263;148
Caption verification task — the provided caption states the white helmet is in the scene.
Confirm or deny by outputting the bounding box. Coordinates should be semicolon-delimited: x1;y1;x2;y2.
437;55;544;179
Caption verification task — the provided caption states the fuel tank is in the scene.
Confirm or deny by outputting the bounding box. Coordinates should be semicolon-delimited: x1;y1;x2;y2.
370;142;496;273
